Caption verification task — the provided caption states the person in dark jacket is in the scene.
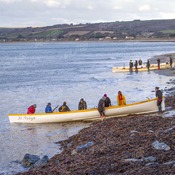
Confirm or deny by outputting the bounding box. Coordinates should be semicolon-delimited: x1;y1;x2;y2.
146;59;151;71
157;58;160;70
134;60;138;71
104;94;111;107
98;95;106;118
59;102;70;112
138;59;142;66
129;60;133;71
170;56;173;68
155;87;163;113
78;98;87;110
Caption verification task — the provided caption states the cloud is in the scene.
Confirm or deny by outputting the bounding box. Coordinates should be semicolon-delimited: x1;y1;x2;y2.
160;12;175;19
138;4;151;11
30;0;72;8
43;0;61;7
0;0;175;27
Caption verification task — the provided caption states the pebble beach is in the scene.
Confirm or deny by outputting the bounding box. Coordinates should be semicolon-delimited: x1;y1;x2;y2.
18;53;175;175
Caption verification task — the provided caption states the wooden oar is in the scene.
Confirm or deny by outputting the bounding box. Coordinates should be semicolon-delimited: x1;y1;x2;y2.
52;105;59;112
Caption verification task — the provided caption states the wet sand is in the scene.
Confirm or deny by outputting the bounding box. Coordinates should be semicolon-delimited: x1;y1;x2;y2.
149;52;175;77
18;54;175;175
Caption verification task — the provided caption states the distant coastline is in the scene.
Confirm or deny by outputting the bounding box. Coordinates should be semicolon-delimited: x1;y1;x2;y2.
1;19;175;43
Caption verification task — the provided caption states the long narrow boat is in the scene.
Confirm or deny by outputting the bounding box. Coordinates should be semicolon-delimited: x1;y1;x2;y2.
8;98;165;124
112;63;170;73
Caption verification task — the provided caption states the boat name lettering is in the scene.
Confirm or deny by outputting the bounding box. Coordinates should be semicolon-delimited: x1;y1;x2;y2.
18;116;35;121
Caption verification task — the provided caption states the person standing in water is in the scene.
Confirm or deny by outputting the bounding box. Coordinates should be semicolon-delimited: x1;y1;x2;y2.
170;56;173;68
155;87;163;113
98;95;106;119
157;58;160;70
146;59;151;71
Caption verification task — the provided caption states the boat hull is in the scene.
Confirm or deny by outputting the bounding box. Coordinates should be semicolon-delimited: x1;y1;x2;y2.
8;98;165;124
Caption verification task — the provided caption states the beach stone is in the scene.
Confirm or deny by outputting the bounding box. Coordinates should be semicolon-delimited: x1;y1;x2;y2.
76;141;94;152
21;154;40;168
163;160;175;165
164;126;175;133
32;155;49;168
55;159;60;166
71;149;78;155
87;170;101;175
152;141;170;151
143;156;157;162
123;158;143;162
146;162;159;166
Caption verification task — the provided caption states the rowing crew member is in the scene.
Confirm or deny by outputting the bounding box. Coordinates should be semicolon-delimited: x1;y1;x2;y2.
45;103;58;113
27;104;37;114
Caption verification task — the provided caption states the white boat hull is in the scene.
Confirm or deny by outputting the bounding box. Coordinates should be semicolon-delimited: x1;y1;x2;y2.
8;98;165;124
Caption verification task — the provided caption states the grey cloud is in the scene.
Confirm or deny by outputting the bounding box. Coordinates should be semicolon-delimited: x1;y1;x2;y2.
0;0;175;27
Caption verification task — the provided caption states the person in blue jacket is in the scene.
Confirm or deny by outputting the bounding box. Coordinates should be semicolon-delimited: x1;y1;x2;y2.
45;102;53;113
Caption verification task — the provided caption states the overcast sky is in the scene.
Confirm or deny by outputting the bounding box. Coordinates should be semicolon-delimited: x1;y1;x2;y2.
1;0;175;27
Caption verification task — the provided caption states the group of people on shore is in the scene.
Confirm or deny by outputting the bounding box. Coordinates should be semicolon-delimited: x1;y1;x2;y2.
128;56;173;72
98;92;126;118
129;59;143;70
26;91;126;116
129;58;152;71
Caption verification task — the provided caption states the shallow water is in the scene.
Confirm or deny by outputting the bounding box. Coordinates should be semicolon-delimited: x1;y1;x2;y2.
0;41;175;174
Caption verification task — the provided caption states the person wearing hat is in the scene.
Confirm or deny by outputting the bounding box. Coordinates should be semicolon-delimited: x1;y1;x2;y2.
155;87;163;113
27;104;37;114
59;102;71;112
78;98;87;110
104;94;111;107
98;95;106;119
117;91;126;106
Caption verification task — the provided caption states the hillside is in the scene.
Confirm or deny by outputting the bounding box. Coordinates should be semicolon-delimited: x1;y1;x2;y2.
1;19;175;42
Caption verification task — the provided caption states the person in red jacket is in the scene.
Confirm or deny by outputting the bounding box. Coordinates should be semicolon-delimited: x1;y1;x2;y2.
27;104;37;114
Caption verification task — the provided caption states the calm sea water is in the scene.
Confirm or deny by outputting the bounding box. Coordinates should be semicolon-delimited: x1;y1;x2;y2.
0;41;175;174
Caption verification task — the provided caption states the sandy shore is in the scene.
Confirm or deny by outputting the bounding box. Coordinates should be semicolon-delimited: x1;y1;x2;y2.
149;53;175;77
18;54;175;175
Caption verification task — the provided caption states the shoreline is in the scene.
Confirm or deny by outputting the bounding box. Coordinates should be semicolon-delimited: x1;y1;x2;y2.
1;39;175;44
148;53;175;77
19;53;175;175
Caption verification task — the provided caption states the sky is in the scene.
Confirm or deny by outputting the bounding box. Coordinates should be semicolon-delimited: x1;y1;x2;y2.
1;0;175;27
